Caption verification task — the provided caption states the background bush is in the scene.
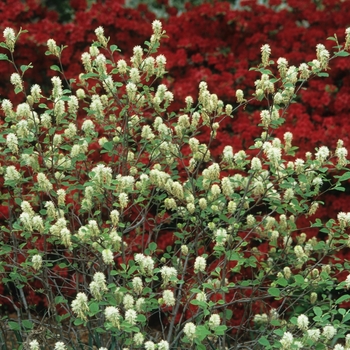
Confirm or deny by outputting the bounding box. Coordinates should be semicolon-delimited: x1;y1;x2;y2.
1;0;350;349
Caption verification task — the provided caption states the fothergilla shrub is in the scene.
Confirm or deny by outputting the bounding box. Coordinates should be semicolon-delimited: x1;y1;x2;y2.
2;3;350;350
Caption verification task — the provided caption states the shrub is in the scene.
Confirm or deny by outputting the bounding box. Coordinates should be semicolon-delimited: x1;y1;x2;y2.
1;4;350;350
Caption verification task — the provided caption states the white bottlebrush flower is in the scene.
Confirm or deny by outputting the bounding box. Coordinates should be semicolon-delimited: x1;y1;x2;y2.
91;164;112;187
119;192;129;209
236;89;244;103
160;266;177;285
144;341;155;350
129;67;141;83
95;26;107;47
315;146;330;162
102;249;114;265
157;340;169;350
297;314;309;330
133;332;144;346
323;325;337;340
196;292;207;302
89;45;99;57
32;255;43;271
37;172;53;193
125;309;137;325
156;55;166;76
123;294;135;309
82;119;95;133
51;76;63;100
307;328;320;342
194;256;206;273
152;20;162;34
105;306;121;328
261;44;271;67
208;314;221;330
184;322;197;340
29;340;40;350
280;331;294;349
57;189;66;206
90;272;108;300
163;290;176;306
1;99;13;117
117;59;128;74
110;209;120;226
299;62;310;79
6;133;19;153
345;274;350;289
5;165;21;183
346;334;350;348
10;73;23;90
132;277;143;294
126;82;137;101
135;297;145;313
54;342;66;350
71;292;89;320
3;27;16;51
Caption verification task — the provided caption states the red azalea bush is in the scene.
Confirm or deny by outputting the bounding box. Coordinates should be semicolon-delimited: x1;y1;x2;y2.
1;1;350;349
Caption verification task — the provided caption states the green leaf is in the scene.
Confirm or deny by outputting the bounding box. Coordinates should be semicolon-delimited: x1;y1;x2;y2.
335;51;350;57
276;278;288;287
224;309;233;320
102;141;114;152
317;72;329;77
20;64;32;74
313;306;322;317
193;343;206;350
0;53;9;60
268;287;280;297
74;319;84;326
137;314;146;323
22;320;33;329
258;336;270;347
95;327;106;333
149;242;157;251
339;172;350;181
8;321;20;331
260;68;273;75
214;325;227;335
81;72;99;79
294;274;304;284
336;294;350;305
195;325;212;341
50;65;61;72
89;301;99;314
110;44;120;53
55;295;67;304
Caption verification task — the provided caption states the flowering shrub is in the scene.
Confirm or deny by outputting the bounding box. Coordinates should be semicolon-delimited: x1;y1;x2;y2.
2;11;350;350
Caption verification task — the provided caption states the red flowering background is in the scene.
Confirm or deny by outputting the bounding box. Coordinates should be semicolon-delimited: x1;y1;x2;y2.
1;0;350;344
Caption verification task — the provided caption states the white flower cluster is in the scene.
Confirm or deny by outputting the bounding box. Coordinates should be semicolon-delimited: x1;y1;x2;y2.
160;266;178;286
194;256;206;273
135;253;154;275
316;43;330;69
71;292;89;320
337;212;350;228
89;272;108;300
